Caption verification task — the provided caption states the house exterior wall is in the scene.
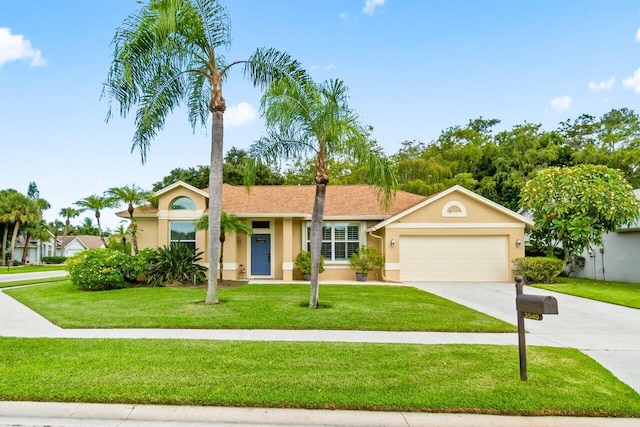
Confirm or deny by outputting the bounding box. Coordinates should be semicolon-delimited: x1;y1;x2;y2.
380;192;526;282
131;184;529;283
574;230;640;283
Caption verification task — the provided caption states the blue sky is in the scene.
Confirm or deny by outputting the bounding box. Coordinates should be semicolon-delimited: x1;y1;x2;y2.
1;0;639;230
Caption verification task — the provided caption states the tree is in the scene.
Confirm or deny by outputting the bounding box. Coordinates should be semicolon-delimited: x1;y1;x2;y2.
197;211;253;281
104;0;303;305
74;217;100;236
247;78;397;308
23;220;52;264
109;223;131;254
20;182;50;264
152;165;211;191
107;185;151;254
75;194;118;247
48;220;65;258
5;191;40;266
521;165;640;262
59;207;82;256
223;147;284;185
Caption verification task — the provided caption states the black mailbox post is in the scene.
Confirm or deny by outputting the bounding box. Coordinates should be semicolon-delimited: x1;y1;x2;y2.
515;275;558;380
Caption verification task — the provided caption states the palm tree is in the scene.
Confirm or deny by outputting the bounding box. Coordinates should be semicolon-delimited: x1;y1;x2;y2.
0;189;20;266
107;185;150;254
59;207;82;256
197;211;253;281
75;194;118;247
48;220;64;257
7;193;41;267
104;0;304;304
25;220;53;264
247;78;397;308
110;223;130;254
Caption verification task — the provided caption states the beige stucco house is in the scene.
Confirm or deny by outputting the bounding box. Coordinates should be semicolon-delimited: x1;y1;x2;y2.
120;181;532;282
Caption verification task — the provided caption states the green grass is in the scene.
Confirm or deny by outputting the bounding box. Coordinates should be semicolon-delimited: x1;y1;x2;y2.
533;277;640;309
0;338;637;416
0;275;69;289
0;265;65;274
5;281;516;332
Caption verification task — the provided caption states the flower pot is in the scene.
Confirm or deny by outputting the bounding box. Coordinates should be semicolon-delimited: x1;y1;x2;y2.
303;274;311;281
355;272;368;282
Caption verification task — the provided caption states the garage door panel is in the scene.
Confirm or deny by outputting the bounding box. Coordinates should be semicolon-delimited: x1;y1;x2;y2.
400;235;508;282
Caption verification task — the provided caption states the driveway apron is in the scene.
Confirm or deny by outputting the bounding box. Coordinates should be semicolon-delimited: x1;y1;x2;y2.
410;281;640;393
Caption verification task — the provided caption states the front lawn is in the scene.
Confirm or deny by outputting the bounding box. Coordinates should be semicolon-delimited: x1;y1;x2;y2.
0;338;637;416
5;281;515;332
533;277;640;309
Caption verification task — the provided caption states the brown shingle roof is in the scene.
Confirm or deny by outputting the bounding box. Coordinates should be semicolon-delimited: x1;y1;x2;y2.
126;183;427;218
220;184;426;217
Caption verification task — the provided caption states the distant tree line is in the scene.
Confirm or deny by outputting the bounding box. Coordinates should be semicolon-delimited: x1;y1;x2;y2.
153;108;640;212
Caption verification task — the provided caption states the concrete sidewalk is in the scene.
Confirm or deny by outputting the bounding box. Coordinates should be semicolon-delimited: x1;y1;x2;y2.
1;276;639;426
1;401;638;427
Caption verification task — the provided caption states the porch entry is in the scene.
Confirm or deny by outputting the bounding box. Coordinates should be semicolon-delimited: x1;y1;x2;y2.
251;234;271;276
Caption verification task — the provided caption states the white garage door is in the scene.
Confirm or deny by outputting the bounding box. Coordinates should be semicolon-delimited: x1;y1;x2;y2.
400;235;508;282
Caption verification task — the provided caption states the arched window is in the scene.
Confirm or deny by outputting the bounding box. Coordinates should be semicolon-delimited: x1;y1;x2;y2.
170;196;195;210
442;201;467;218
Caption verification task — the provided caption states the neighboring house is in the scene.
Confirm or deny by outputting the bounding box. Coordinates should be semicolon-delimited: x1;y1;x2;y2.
60;235;106;257
12;232;56;265
574;189;640;283
119;181;532;282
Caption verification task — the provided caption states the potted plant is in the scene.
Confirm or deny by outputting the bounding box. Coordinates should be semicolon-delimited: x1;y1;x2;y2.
349;245;384;281
294;250;325;281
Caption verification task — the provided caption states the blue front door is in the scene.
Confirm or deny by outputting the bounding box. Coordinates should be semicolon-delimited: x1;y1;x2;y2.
251;234;271;276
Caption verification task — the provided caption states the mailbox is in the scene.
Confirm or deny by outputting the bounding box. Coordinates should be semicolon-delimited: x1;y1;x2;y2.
516;294;558;315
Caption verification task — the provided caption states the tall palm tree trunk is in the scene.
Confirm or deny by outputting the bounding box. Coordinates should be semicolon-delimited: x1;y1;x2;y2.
20;233;31;264
206;108;224;305
1;226;8;266
128;205;139;254
309;183;327;308
95;211;108;248
9;221;21;267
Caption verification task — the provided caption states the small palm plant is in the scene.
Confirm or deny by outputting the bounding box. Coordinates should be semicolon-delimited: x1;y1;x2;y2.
146;243;207;287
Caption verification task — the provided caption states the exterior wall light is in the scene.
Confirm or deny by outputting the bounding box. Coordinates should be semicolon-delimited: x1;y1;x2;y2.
516;238;522;247
390;238;396;247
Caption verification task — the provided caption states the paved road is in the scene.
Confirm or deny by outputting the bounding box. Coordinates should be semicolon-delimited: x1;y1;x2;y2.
1;276;638;426
0;270;67;283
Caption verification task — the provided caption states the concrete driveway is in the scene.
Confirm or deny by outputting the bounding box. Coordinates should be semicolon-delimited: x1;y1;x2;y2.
411;281;640;393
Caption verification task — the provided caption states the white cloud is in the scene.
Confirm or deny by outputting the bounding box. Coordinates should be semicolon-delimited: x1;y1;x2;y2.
224;102;257;127
310;64;335;72
363;0;386;15
339;13;349;21
0;27;46;68
588;77;615;92
636;27;640;43
550;96;573;112
623;68;640;93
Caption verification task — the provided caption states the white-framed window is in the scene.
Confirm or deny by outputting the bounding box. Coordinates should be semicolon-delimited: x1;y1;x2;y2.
170;221;196;252
305;222;361;262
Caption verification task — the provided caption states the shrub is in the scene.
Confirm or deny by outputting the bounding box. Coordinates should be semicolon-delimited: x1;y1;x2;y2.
349;246;384;274
66;249;145;291
513;257;565;284
43;256;67;264
146;243;207;287
294;250;325;278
